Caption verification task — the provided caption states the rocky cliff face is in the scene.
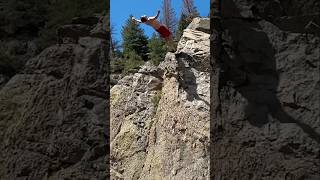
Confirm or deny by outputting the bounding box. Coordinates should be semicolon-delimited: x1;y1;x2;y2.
0;15;109;179
110;18;210;180
211;0;320;179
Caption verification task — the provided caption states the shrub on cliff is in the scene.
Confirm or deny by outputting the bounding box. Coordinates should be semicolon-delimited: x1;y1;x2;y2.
147;33;167;66
123;51;144;74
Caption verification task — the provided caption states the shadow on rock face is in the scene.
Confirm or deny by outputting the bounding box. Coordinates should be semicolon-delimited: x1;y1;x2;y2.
220;0;320;143
176;52;210;106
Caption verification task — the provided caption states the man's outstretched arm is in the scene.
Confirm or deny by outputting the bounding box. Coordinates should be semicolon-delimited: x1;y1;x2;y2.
150;10;160;20
132;17;141;23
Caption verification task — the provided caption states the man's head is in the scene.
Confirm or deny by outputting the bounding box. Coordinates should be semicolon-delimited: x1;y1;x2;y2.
140;15;148;23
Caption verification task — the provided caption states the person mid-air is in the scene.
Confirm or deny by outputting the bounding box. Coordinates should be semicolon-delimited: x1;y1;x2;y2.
132;10;175;51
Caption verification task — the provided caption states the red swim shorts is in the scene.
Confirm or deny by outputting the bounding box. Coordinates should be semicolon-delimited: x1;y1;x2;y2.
156;25;171;38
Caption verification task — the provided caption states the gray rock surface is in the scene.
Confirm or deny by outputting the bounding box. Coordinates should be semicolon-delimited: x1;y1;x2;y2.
57;15;108;44
211;0;320;179
187;17;210;34
0;15;109;180
110;18;210;180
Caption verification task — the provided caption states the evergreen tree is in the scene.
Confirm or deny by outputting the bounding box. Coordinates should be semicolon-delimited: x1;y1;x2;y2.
176;0;200;39
110;24;122;57
123;51;144;74
121;15;149;61
162;0;177;37
182;0;199;18
148;33;167;65
176;13;189;39
111;39;122;57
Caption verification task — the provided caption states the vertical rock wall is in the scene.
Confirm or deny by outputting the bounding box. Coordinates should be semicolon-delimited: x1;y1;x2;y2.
211;0;320;179
0;15;109;180
110;18;210;180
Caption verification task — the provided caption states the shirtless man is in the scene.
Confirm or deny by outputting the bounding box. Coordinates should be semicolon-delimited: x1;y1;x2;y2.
132;10;175;51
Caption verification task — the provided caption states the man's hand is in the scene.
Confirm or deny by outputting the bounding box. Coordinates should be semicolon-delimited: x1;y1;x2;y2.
154;10;160;19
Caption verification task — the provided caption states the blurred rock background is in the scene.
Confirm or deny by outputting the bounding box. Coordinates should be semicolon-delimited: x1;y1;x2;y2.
211;0;320;179
0;0;109;179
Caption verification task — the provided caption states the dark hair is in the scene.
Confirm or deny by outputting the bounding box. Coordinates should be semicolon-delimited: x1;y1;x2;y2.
141;17;147;22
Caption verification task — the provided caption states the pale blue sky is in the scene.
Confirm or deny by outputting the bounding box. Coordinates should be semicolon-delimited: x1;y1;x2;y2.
111;0;210;43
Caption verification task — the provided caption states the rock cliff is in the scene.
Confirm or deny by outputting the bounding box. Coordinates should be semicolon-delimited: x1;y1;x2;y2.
0;15;109;179
211;0;320;179
0;1;318;179
110;18;210;180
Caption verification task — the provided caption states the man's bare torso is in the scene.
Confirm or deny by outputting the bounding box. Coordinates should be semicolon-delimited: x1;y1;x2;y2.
145;18;161;30
132;10;162;30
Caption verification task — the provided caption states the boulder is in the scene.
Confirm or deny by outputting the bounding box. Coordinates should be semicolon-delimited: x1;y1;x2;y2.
0;15;109;180
186;17;210;34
